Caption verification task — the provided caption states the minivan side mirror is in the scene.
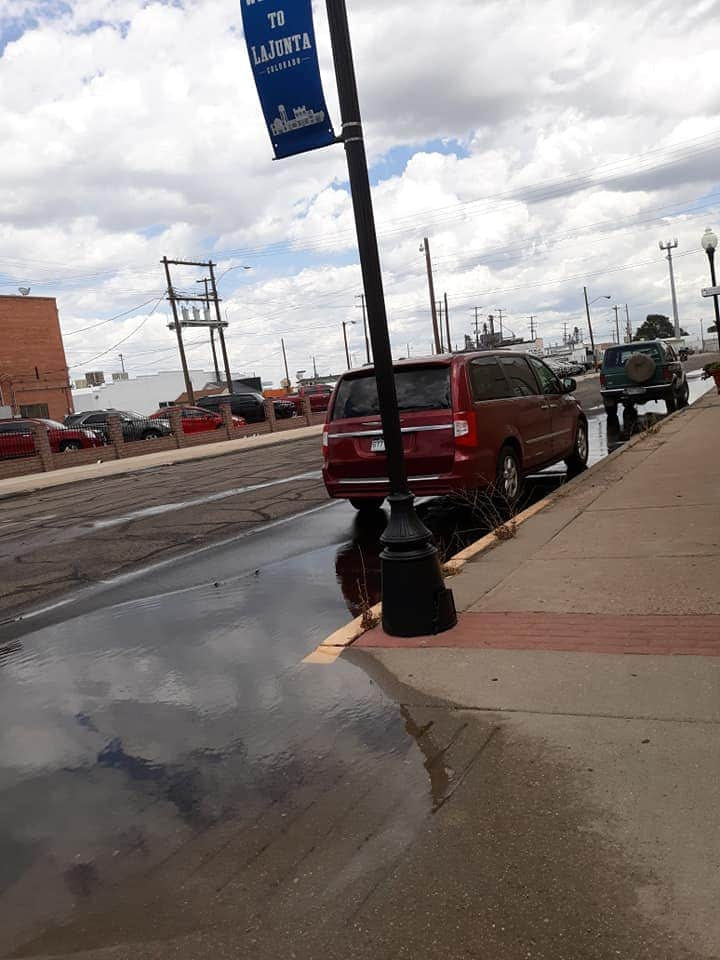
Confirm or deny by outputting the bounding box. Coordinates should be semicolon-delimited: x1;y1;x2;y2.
561;377;577;394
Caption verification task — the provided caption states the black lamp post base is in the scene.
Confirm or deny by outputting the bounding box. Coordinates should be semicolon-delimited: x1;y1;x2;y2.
380;493;457;638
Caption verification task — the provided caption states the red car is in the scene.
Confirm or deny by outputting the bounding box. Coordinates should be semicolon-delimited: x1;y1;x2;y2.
0;418;103;459
149;405;246;433
285;383;335;416
322;352;588;510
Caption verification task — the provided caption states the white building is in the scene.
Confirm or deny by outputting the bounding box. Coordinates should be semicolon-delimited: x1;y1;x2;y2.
71;369;218;415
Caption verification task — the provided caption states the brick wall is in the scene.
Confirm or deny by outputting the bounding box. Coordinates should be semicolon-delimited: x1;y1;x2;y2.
0;296;73;421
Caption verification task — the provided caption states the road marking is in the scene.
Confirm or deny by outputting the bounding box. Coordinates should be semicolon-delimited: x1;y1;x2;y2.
4;500;341;628
91;471;322;529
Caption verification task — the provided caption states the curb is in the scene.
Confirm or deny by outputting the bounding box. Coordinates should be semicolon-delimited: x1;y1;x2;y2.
316;397;711;653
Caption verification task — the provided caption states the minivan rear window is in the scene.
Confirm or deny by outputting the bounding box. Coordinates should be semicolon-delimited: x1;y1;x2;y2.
604;344;660;368
332;366;451;419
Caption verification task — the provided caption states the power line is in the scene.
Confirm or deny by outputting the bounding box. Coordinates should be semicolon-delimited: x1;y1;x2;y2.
67;297;164;369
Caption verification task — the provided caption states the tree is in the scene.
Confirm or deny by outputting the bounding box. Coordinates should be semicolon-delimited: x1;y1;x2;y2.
708;324;717;334
634;314;688;340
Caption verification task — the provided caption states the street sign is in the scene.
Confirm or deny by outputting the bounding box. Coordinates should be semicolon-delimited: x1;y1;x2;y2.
701;286;720;297
240;0;336;159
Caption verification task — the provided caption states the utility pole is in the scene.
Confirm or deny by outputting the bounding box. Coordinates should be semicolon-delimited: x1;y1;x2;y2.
583;286;599;371
435;300;444;351
612;305;621;344
421;237;442;354
312;355;318;379
496;308;505;342
118;353;126;375
355;293;371;364
162;256;195;405
342;320;352;369
473;307;482;348
563;321;568;345
529;315;536;341
281;337;290;387
659;239;681;337
443;292;451;354
197;277;221;384
207;262;234;394
625;304;632;343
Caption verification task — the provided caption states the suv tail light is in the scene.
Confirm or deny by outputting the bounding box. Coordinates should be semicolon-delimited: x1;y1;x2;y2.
600;373;606;387
453;411;478;448
663;367;673;382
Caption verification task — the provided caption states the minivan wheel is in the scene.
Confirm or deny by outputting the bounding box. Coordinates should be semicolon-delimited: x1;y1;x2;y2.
349;497;385;512
565;418;589;471
494;446;522;508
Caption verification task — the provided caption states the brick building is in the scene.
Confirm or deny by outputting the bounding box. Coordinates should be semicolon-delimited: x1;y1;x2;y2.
0;295;73;421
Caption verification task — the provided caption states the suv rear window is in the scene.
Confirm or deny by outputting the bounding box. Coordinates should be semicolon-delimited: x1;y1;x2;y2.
604;344;661;368
332;366;451;419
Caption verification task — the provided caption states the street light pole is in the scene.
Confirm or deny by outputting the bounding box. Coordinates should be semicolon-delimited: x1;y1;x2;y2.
659;239;681;337
583;287;611;370
701;227;720;352
326;0;455;637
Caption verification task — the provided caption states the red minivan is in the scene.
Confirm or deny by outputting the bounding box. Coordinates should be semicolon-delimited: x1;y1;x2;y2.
322;351;588;509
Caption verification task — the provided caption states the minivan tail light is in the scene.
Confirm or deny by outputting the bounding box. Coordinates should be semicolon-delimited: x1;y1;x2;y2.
600;373;606;387
322;430;329;459
453;411;477;448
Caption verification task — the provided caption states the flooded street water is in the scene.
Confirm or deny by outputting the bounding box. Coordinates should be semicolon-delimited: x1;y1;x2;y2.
0;370;714;957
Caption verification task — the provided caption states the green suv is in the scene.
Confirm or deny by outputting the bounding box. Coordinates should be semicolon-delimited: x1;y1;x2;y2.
600;340;689;415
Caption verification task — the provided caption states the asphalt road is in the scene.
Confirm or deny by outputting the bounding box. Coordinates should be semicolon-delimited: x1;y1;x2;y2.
0;367;716;959
0;354;714;623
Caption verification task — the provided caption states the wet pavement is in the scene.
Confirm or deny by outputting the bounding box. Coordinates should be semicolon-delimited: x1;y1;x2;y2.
0;370;714;958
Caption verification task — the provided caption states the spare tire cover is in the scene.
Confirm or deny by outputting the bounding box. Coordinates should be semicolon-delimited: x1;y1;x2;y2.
626;353;656;384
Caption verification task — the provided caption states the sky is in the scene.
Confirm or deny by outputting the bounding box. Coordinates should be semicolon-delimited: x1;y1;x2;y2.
1;0;720;386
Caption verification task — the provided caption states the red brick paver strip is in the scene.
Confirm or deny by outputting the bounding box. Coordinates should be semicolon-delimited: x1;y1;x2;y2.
357;612;720;656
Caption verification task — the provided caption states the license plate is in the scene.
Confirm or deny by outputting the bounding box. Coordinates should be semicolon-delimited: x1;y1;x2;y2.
371;437;386;452
626;387;645;395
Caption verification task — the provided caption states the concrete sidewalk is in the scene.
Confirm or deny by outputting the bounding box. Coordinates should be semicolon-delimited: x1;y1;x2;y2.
0;422;323;499
352;390;720;958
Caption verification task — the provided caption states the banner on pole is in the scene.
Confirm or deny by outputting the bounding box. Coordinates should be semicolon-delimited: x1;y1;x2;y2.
240;0;336;159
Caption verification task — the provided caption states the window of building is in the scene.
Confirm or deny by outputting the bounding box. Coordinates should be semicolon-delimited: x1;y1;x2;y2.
469;357;511;401
19;403;49;418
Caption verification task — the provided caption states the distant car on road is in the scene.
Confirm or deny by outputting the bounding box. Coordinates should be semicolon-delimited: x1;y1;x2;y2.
0;418;103;459
600;340;689;415
64;409;172;442
323;351;588;511
149;405;246;433
197;392;295;423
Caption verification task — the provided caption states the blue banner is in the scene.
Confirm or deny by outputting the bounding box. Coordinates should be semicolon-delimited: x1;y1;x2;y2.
240;0;336;159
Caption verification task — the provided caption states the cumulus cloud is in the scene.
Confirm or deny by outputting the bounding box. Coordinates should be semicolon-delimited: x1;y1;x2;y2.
1;0;719;382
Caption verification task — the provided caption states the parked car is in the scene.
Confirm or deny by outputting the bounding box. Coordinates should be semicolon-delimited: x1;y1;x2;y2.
196;392;295;423
149;405;246;433
0;418;103;459
545;357;585;378
64;409;172;442
322;351;588;510
600;340;689;415
284;384;335;416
